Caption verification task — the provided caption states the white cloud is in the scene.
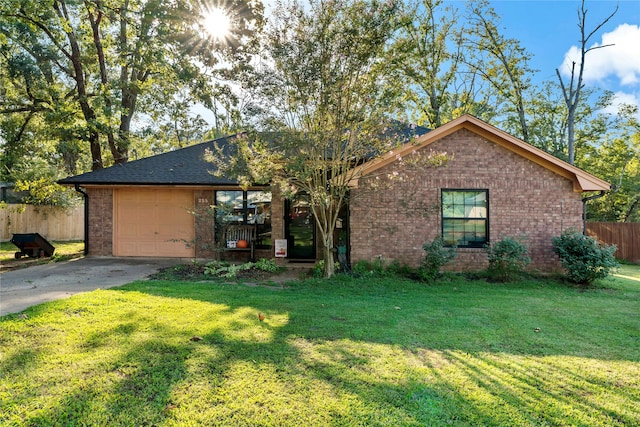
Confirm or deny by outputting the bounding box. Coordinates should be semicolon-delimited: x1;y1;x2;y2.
560;24;640;87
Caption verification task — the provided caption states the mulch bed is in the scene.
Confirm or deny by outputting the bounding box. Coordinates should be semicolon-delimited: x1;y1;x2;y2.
149;263;274;282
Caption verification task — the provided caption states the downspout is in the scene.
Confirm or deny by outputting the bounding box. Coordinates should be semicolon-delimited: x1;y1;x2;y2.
582;191;606;235
74;184;89;255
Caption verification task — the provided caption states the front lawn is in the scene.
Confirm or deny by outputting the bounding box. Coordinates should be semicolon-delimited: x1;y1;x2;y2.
1;266;639;426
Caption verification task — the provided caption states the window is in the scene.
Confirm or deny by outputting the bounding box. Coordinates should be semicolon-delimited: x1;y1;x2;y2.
441;190;488;248
216;190;244;224
215;190;272;248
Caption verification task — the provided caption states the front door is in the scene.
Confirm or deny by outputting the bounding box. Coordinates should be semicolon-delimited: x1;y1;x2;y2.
285;194;316;259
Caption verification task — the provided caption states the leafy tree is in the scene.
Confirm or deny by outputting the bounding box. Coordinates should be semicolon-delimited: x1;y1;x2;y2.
140;94;210;155
0;54;82;205
0;24;76;182
580;104;640;222
524;80;613;163
393;0;471;128
464;0;536;142
211;0;413;278
394;0;536;138
0;0;262;174
524;81;569;158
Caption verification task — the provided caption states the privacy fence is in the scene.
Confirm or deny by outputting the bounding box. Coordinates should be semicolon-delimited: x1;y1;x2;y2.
586;222;640;264
1;204;83;242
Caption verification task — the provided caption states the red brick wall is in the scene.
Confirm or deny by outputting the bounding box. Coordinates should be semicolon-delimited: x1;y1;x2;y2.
86;187;113;256
270;187;288;266
85;186;282;260
349;129;583;272
271;187;285;242
194;190;216;259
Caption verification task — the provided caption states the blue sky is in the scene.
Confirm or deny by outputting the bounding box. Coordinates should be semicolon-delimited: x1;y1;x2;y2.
198;0;640;125
483;0;640;116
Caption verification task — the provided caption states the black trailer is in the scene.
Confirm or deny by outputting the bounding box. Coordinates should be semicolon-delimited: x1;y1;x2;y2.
10;233;56;259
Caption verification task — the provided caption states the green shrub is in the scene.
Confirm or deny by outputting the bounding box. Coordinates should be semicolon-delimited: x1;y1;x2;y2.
254;258;280;273
350;260;367;275
385;259;414;277
352;258;388;276
552;229;618;285
313;260;325;278
371;256;387;274
485;237;531;282
204;261;253;279
418;237;456;282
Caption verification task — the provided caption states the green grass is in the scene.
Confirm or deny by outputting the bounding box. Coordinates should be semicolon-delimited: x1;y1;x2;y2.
0;240;84;264
1;266;639;426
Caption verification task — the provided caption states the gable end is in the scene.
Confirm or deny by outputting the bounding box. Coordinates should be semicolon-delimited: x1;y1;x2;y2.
352;115;610;193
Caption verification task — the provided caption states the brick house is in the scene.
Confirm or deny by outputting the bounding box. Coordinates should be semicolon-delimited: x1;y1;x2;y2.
348;115;610;271
59;115;610;271
59;135;282;261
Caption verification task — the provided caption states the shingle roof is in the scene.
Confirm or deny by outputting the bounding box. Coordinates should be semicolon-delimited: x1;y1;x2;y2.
58;124;430;186
58;136;238;186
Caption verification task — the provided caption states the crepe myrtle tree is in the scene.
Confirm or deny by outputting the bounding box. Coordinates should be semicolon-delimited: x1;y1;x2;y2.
209;127;449;278
208;0;448;278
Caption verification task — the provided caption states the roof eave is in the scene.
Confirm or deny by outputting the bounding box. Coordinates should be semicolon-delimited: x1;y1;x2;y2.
574;174;611;192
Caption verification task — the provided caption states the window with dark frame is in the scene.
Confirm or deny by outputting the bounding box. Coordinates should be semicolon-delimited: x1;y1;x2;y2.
215;190;272;248
441;189;488;248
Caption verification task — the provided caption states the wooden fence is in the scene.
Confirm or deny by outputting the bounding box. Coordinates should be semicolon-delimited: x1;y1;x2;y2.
1;204;84;242
586;222;640;264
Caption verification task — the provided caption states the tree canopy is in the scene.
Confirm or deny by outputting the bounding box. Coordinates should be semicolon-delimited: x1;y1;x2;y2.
211;0;409;277
0;0;262;179
2;0;636;224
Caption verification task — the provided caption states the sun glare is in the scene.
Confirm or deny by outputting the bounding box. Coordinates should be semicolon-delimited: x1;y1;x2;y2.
203;8;231;41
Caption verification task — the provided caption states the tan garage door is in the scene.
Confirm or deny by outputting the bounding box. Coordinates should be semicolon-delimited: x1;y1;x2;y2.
114;189;195;257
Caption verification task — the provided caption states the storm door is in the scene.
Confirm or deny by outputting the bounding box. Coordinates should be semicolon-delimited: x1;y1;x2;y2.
285;194;316;259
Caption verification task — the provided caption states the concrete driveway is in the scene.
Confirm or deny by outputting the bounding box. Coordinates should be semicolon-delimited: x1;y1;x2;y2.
0;257;182;316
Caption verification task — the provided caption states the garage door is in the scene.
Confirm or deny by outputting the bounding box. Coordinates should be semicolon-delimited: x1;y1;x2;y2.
114;189;195;257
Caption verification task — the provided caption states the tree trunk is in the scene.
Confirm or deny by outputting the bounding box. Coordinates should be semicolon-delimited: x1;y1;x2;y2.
55;0;103;170
516;97;529;143
116;84;139;164
323;234;336;278
556;0;617;165
623;197;639;222
88;133;103;170
567;107;576;165
311;198;341;279
88;2;124;165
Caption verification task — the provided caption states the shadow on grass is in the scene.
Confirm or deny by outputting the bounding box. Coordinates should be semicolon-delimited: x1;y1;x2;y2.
117;274;640;359
12;309;192;426
3;273;639;426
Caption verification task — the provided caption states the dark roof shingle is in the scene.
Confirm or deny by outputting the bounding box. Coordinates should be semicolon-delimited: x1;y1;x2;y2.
58;124;430;186
58;136;237;186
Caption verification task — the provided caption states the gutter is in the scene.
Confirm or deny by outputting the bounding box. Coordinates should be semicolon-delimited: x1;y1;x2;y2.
74;184;89;255
582;191;606;235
